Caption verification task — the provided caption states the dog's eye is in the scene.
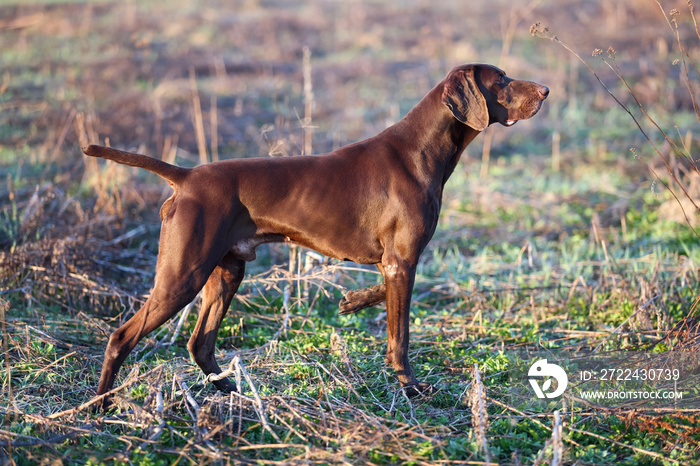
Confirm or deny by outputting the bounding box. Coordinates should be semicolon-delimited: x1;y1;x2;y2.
496;74;506;85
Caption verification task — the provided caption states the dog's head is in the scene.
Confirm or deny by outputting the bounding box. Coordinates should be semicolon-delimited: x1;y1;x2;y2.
442;63;549;131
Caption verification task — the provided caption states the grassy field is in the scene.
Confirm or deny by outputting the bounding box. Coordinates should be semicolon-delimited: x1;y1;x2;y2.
1;0;700;464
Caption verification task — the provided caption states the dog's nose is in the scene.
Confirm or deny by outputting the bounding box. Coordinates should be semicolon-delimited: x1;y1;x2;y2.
539;85;550;99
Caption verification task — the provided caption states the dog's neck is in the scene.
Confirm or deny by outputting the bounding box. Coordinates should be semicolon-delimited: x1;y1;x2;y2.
388;81;480;190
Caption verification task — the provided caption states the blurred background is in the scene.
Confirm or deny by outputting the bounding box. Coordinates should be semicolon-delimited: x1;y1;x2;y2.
1;0;697;237
1;0;696;222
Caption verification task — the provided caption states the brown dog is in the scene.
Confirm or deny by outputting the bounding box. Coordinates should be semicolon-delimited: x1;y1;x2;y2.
83;64;548;408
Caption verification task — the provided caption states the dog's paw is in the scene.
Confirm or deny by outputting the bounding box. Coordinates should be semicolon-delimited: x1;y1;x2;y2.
339;283;387;315
339;298;367;315
89;394;116;415
212;378;238;393
402;382;437;397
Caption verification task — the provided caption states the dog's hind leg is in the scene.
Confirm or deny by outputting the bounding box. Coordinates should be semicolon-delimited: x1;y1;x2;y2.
95;199;231;409
96;274;206;408
187;252;245;392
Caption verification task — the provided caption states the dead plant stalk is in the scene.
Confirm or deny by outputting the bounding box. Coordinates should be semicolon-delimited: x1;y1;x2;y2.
189;67;208;165
531;19;700;241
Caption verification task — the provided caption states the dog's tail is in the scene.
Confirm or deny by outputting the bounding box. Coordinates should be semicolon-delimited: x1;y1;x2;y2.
82;145;189;185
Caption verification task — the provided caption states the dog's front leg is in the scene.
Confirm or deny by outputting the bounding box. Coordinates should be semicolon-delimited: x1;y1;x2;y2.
381;257;433;396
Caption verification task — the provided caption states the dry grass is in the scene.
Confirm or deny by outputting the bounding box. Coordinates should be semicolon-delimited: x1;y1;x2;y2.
1;235;698;463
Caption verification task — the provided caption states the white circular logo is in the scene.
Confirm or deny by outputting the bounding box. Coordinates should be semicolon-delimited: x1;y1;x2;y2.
528;359;568;398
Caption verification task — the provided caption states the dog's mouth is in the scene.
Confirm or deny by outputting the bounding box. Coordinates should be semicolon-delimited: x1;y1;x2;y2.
501;98;546;127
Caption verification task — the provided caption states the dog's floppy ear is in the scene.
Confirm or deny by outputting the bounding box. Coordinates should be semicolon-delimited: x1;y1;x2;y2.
442;66;489;131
